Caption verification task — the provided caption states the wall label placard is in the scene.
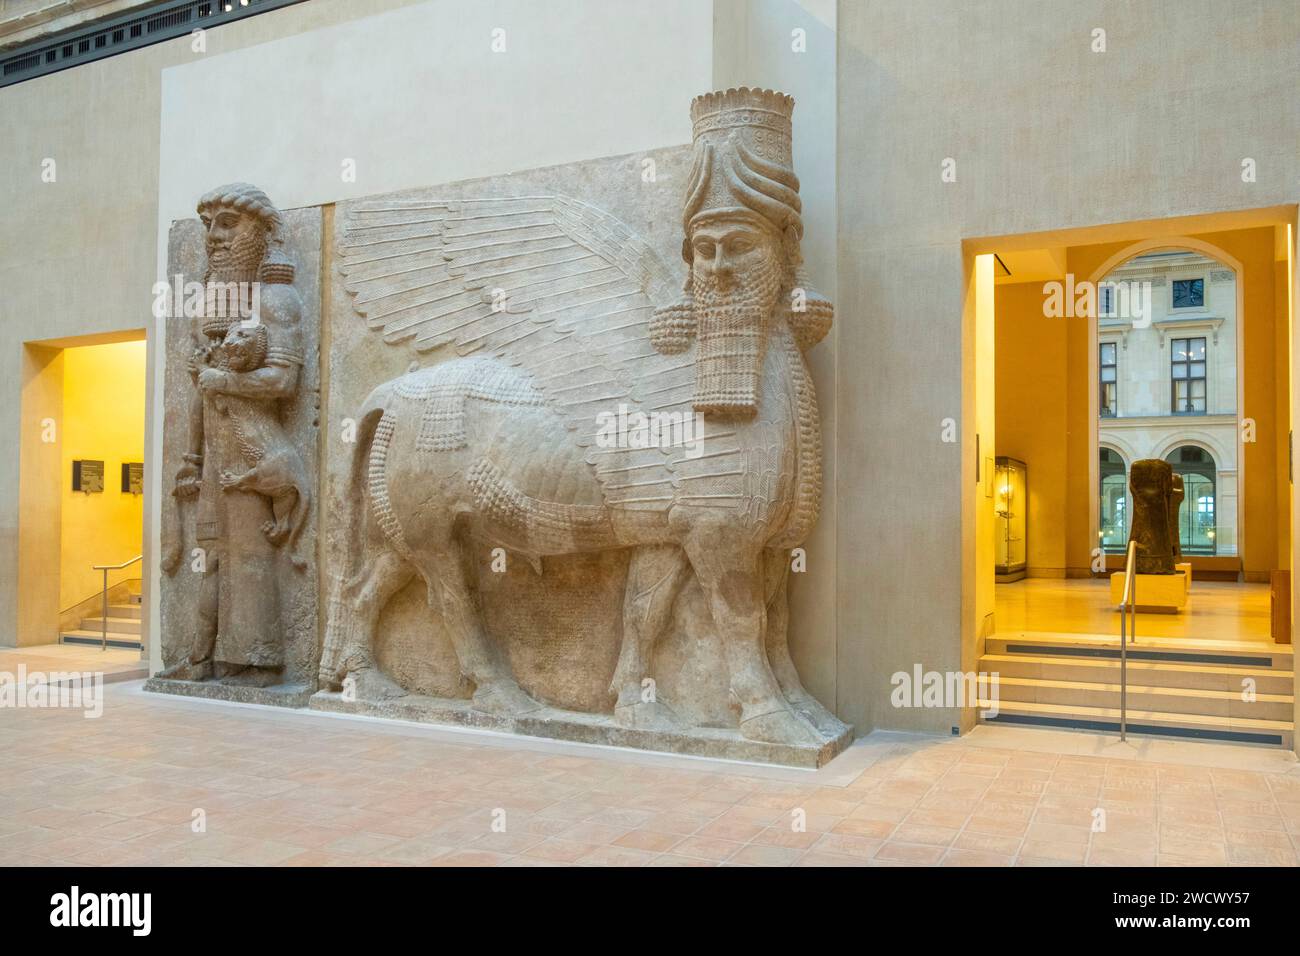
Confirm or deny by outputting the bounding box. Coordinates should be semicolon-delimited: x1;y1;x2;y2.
72;459;104;493
122;461;144;495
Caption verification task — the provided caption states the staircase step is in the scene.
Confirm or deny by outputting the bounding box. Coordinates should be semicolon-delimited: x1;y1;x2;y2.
128;593;142;604
61;629;141;650
988;675;1293;722
980;698;1293;747
107;603;142;620
986;631;1292;669
80;616;140;635
979;652;1294;695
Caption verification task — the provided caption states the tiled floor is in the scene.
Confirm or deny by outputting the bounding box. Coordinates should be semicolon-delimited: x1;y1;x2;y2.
2;681;1298;867
0;643;147;682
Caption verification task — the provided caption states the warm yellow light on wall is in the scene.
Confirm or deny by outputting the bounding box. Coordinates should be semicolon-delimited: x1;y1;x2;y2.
59;339;146;609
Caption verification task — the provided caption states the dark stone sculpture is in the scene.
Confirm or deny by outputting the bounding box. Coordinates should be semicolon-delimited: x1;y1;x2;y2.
1128;458;1177;574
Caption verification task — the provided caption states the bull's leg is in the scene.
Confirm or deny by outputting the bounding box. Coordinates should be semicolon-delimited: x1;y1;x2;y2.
763;549;843;737
683;530;818;747
320;547;413;700
610;545;690;731
419;539;542;717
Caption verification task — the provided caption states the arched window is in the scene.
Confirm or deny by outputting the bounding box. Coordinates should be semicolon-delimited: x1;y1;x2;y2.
1099;447;1127;552
1165;445;1217;554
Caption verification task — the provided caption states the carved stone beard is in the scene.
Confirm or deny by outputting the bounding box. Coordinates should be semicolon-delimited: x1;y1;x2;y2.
204;218;267;336
690;252;783;417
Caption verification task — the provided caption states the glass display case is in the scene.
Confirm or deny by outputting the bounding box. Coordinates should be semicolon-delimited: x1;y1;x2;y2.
995;456;1028;582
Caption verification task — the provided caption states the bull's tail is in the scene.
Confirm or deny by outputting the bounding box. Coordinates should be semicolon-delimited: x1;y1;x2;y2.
319;396;390;687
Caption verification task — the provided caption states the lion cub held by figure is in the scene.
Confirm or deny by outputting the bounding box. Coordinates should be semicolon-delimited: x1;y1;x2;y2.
216;323;310;569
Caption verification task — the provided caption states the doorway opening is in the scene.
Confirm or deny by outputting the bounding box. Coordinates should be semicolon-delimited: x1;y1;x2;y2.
10;330;148;683
965;209;1296;747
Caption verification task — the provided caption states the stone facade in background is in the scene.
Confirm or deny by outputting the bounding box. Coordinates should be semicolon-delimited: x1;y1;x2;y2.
148;185;320;705
313;89;849;766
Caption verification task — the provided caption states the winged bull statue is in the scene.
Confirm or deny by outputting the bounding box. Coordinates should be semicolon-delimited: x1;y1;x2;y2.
320;88;847;747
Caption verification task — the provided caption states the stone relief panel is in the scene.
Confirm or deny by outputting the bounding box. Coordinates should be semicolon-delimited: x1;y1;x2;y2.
312;89;847;766
150;186;321;704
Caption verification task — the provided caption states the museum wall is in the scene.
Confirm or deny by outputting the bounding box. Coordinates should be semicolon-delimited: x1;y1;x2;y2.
58;339;147;609
154;0;712;225
839;0;1299;735
994;281;1070;578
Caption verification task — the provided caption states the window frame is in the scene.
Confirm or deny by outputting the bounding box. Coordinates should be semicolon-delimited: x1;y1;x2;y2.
1170;335;1207;415
1169;270;1208;313
1098;339;1118;417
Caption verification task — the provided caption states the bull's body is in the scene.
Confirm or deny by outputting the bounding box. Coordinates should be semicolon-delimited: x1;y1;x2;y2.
320;321;840;745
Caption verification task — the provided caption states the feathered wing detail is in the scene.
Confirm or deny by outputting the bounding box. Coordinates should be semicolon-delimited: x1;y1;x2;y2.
339;194;747;515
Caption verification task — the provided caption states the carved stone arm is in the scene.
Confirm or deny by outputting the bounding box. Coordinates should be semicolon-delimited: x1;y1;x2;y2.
198;363;299;400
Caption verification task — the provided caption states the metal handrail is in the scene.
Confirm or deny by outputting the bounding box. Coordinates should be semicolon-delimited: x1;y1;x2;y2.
91;555;142;651
92;556;143;571
1118;540;1138;741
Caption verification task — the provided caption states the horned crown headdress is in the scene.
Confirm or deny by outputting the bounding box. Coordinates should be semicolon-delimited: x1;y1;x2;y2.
682;87;803;244
197;182;295;284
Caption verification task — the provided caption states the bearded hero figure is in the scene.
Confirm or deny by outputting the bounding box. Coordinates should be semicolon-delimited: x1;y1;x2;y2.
160;183;306;686
321;88;848;756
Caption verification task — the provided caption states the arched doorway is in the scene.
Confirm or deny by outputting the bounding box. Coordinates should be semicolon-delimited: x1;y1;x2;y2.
1088;241;1243;561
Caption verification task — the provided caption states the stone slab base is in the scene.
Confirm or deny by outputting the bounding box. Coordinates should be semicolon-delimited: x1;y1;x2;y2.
1110;569;1189;612
144;677;314;708
309;691;853;768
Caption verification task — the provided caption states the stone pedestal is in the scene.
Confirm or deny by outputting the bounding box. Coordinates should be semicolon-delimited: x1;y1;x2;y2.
1110;569;1189;613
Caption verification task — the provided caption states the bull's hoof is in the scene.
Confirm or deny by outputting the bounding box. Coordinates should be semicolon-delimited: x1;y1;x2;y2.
614;698;682;732
158;658;211;682
473;679;542;717
740;704;821;747
784;689;849;738
350;668;408;701
219;666;281;688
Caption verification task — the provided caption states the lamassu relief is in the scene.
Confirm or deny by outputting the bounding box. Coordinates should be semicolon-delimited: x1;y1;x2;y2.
150;90;848;766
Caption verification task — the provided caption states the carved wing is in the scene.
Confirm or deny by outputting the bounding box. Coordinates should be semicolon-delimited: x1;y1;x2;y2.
339;195;688;434
340;195;744;515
